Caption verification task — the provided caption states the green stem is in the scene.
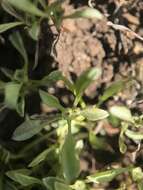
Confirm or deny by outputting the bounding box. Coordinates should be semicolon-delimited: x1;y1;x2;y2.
10;130;56;160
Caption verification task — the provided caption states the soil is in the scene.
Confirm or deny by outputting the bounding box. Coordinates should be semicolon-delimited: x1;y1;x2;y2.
54;1;143;189
56;0;143;105
0;0;143;189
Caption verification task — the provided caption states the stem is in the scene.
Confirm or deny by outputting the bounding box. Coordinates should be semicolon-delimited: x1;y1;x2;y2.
10;130;56;160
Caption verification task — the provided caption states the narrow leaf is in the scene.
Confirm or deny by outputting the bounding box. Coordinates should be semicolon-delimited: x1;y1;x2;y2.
12;118;42;141
61;128;80;184
42;70;74;92
4;181;18;190
98;80;128;105
87;167;130;184
42;177;64;190
138;182;143;190
81;107;109;121
119;123;128;154
109;106;134;123
0;22;23;34
9;31;28;64
131;167;143;182
2;0;23;20
55;182;72;190
29;146;54;167
38;0;46;9
89;132;112;151
125;130;143;140
75;68;101;104
28;21;40;41
4;82;22;110
64;8;103;19
39;90;65;112
7;0;47;17
6;171;42;186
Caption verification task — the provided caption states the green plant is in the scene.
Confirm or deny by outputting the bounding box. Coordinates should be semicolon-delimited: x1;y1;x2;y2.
0;0;143;190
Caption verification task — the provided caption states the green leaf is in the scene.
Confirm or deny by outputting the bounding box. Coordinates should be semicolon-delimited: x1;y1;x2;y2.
12;118;42;141
55;182;72;190
9;31;28;64
89;132;112;151
42;70;74;92
98;80;128;105
39;90;65;112
64;8;103;19
0;22;23;34
119;123;128;154
2;0;24;20
125;130;143;140
42;177;64;190
4;82;23;114
1;67;13;80
42;70;65;84
0;80;5;90
138;182;143;190
75;68;101;105
6;171;42;187
131;167;143;182
29;146;54;167
28;21;40;41
38;0;46;9
87;167;131;184
4;181;18;190
81;107;109;121
71;180;87;190
109;106;134;123
61;128;80;184
7;0;47;17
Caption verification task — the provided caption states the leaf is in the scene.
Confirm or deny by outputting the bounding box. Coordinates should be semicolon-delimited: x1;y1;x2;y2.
119;136;127;154
71;180;87;190
9;31;28;64
39;90;65;112
6;171;42;187
42;70;74;92
138;182;143;190
89;132;112;151
17;96;25;117
42;177;64;190
64;8;103;19
125;130;143;140
4;82;23;113
119;123;128;154
109;106;134;123
98;80;128;105
29;146;54;167
1;67;13;80
55;182;72;190
0;22;23;34
0;80;5;90
61;128;80;184
4;181;18;190
12;118;42;141
28;21;40;41
75;68;101;105
131;167;143;182
81;107;109;121
87;167;130;184
38;0;46;9
7;0;47;17
2;0;24;20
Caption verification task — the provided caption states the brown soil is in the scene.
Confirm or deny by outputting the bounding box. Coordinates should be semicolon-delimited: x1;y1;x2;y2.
54;1;143;189
56;0;143;105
